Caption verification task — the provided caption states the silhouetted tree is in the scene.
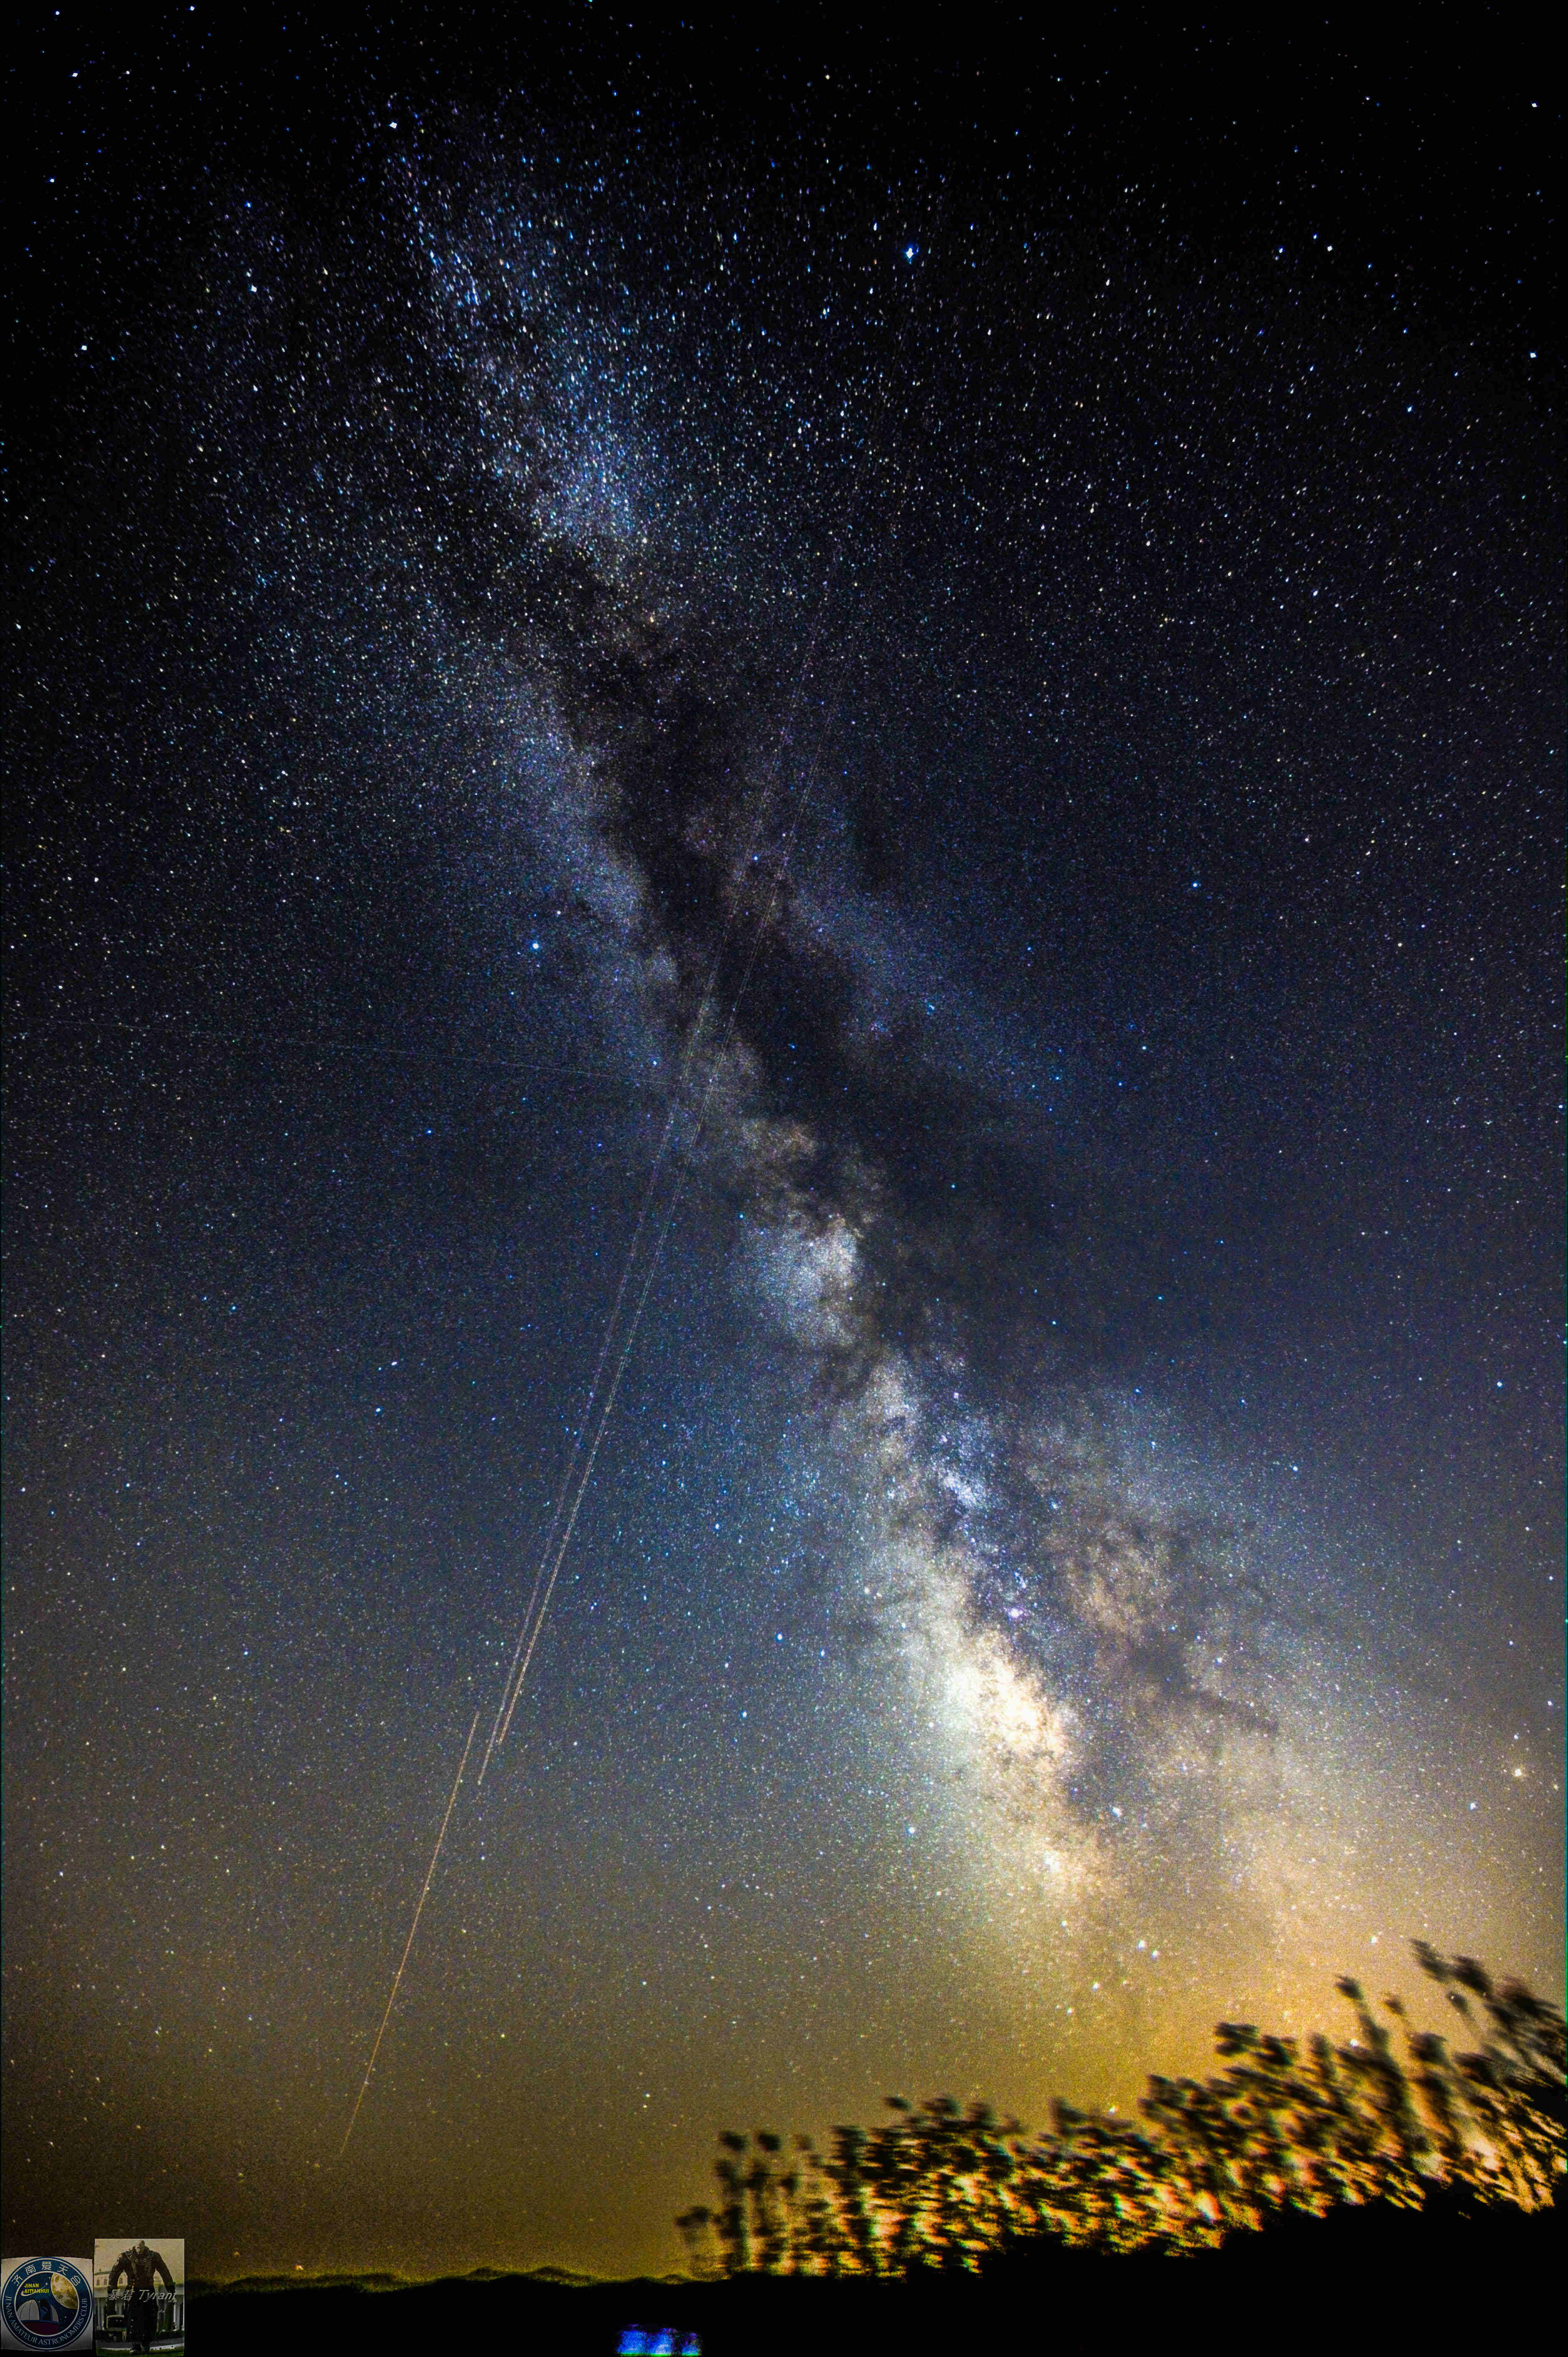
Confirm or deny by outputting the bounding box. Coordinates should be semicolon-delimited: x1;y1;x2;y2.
677;1944;1565;2276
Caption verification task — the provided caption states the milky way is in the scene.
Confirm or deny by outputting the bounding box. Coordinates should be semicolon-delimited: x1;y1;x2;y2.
6;18;1560;2282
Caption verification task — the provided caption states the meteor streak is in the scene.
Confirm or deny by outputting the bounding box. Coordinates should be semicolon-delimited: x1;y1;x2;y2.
478;265;942;1774
480;585;868;1776
340;191;943;2141
337;1707;481;2158
491;715;845;1758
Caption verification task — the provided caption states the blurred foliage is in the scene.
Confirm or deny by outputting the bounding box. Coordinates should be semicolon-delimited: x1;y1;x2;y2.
675;1945;1565;2276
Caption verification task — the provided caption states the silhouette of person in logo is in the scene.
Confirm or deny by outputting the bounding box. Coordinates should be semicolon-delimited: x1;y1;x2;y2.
106;2242;174;2353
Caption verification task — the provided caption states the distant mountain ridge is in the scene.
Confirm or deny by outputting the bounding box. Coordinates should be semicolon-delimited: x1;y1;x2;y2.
188;2264;605;2296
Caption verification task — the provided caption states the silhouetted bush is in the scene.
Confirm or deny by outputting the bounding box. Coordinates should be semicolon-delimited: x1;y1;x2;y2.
675;1944;1565;2277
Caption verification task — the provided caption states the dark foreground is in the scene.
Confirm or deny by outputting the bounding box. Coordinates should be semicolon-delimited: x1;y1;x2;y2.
194;2195;1560;2353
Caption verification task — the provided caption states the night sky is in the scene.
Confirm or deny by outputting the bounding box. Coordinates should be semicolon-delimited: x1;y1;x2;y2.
6;6;1561;2283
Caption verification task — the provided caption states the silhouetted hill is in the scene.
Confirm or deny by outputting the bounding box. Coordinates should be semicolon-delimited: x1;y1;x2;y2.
192;2195;1562;2357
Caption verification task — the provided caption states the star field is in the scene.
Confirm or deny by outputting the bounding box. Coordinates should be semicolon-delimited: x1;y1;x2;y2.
5;8;1561;2283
